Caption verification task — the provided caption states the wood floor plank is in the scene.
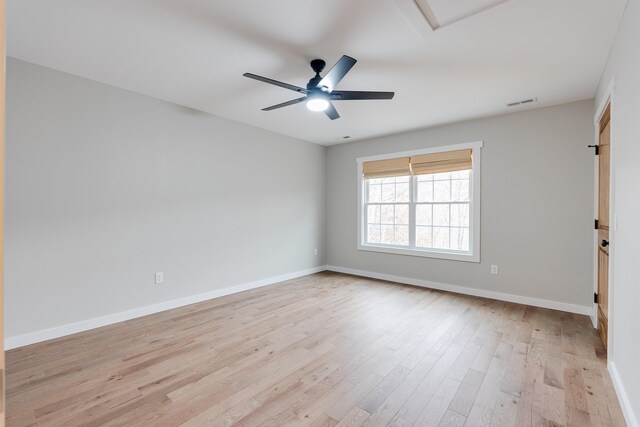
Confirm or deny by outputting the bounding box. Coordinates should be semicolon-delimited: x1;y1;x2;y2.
439;410;466;427
335;407;370;427
323;371;383;421
413;377;461;426
358;365;410;414
4;272;627;427
448;368;485;417
396;342;465;423
361;354;439;426
489;392;519;427
472;357;507;411
465;404;493;427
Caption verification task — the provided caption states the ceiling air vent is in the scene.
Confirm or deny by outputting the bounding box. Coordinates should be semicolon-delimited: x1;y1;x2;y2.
507;97;538;107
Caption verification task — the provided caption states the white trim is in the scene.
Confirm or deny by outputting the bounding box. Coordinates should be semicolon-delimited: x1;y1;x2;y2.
609;361;639;427
326;265;593;316
591;113;598;329
594;78;616;125
356;141;482;263
5;266;327;350
356;244;478;262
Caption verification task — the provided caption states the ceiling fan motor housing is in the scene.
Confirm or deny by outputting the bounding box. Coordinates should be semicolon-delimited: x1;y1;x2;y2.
308;59;327;90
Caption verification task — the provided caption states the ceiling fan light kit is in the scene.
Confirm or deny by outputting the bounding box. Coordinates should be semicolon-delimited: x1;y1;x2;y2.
306;96;329;112
243;55;394;120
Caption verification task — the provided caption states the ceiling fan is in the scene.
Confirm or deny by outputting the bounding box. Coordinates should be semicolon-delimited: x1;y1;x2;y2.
243;55;394;120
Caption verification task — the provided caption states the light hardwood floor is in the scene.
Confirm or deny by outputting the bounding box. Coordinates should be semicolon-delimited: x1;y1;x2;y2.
6;272;626;426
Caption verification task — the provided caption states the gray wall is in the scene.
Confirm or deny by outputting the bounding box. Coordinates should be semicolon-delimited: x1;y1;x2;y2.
6;58;326;338
327;100;594;308
595;0;640;423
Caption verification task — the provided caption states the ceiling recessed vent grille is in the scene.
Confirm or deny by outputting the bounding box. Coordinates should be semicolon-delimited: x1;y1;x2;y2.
507;97;538;107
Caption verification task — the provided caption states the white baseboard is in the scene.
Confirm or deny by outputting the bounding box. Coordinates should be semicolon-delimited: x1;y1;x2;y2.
591;305;598;329
5;264;594;350
326;265;593;316
609;360;639;427
5;266;327;350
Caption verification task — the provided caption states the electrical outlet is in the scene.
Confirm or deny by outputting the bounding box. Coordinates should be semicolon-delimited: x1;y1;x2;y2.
490;265;498;275
314;248;319;256
155;272;164;284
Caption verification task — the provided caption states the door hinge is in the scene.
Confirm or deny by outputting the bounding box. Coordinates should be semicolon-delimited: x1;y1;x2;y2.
594;292;598;304
588;144;599;155
595;219;599;229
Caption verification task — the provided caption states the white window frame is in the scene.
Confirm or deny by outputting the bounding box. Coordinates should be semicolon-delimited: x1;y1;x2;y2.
357;141;482;262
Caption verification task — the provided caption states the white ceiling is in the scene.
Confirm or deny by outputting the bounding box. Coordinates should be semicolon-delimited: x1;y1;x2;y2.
7;0;626;145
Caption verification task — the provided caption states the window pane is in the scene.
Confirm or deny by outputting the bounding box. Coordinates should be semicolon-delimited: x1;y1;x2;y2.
367;204;380;224
416;226;432;248
451;204;469;226
367;183;381;203
433;180;451;202
433;227;450;249
396;183;410;202
433;204;450;227
381;225;394;244
395;225;409;246
380;176;409;184
367;224;381;243
451;179;469;202
381;205;394;224
381;184;395;202
371;176;410;203
450;170;470;179
416;204;432;226
395;204;409;225
416;180;433;202
433;172;450;181
450;227;469;251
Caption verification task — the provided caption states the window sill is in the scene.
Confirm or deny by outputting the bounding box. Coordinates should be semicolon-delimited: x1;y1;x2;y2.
357;243;480;263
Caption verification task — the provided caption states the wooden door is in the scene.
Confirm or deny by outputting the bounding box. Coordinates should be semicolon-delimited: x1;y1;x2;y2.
597;103;611;349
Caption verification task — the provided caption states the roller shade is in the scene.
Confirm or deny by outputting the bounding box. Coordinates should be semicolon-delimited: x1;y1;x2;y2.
362;157;411;179
410;149;472;175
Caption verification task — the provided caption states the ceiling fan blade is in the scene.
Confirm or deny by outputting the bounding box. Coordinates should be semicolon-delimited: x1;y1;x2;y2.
324;102;340;120
317;55;357;92
243;73;308;94
331;91;395;100
262;97;307;111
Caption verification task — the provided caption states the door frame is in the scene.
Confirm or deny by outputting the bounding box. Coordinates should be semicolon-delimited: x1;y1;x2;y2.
592;78;616;356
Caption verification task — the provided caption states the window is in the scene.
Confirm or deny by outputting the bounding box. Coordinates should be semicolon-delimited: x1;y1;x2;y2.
357;142;482;262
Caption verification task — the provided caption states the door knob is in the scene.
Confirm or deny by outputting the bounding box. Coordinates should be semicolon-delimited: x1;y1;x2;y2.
601;239;610;247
